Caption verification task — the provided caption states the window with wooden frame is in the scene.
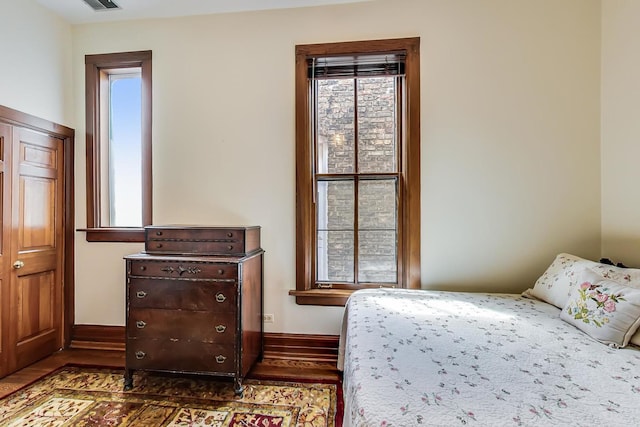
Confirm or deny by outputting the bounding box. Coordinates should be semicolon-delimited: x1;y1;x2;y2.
83;51;152;242
290;38;421;306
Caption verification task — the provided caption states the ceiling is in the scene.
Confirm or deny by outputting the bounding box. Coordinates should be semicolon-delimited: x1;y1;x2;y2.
35;0;371;24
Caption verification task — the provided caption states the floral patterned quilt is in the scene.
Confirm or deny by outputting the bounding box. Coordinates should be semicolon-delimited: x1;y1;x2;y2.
338;289;640;426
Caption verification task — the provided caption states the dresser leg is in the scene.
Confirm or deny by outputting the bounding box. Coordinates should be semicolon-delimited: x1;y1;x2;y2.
234;377;244;396
124;370;133;391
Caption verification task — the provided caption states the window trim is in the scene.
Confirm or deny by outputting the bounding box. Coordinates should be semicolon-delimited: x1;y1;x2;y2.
83;50;152;242
290;38;421;306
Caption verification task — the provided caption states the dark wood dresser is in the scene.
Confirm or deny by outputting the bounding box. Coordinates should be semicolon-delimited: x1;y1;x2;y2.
124;226;263;395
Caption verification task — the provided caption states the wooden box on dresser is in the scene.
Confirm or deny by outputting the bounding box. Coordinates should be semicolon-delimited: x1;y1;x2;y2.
124;226;263;395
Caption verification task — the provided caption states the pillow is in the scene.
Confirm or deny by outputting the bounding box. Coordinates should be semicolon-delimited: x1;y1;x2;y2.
560;268;640;348
593;261;640;347
523;253;640;309
587;257;640;347
523;253;599;308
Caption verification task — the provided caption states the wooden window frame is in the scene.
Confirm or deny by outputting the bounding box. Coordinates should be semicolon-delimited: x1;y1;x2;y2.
290;38;421;306
82;51;152;242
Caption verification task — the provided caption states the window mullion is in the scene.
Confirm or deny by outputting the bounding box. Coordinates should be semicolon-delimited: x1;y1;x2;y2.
353;175;359;287
353;78;360;286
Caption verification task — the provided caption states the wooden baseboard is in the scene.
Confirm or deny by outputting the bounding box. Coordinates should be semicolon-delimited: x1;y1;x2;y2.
69;325;125;351
263;333;339;362
70;325;339;363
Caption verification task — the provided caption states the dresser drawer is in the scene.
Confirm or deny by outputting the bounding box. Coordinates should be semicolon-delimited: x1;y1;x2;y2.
126;338;235;374
128;259;237;280
128;279;236;311
128;309;235;344
145;240;244;256
144;226;260;256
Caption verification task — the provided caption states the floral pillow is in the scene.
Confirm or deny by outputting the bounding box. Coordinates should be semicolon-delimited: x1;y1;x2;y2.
524;253;640;309
560;268;640;348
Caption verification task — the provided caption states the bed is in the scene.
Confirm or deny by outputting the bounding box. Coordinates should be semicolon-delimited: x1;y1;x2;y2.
338;254;640;426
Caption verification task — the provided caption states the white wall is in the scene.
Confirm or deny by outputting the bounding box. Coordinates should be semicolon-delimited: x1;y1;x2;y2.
71;0;602;334
601;0;640;266
0;0;73;126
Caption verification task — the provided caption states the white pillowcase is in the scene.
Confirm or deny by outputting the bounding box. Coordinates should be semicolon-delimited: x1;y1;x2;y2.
523;253;596;308
560;268;640;348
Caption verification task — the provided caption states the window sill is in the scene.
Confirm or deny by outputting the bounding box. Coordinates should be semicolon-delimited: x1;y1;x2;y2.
289;289;356;306
79;228;145;243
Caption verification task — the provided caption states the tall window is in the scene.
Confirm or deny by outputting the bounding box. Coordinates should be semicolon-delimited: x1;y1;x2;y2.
84;51;152;242
291;38;421;306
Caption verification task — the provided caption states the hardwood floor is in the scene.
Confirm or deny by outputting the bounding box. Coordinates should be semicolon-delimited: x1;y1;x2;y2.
0;348;341;399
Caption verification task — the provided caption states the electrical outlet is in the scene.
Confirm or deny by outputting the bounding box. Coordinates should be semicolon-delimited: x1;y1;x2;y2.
263;314;274;323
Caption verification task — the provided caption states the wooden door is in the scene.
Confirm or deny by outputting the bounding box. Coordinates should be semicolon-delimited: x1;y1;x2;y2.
5;127;64;373
0;124;11;378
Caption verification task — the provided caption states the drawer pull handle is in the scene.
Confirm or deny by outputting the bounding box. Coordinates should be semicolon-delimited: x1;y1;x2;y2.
227;245;233;251
135;351;146;359
136;320;146;329
136;291;147;298
215;355;227;364
215;324;226;333
218;269;224;275
140;265;146;271
215;293;226;303
156;231;162;236
161;266;202;275
227;232;233;237
156;243;163;248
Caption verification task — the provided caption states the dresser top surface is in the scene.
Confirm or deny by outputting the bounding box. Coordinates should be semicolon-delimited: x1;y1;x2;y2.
145;225;260;231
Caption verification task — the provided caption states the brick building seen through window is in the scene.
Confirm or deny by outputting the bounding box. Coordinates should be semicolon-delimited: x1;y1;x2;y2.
316;77;398;284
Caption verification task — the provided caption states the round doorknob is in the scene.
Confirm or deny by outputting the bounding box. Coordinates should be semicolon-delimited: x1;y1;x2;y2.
13;260;24;269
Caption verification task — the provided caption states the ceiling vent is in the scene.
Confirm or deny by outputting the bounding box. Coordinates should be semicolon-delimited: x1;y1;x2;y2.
82;0;120;11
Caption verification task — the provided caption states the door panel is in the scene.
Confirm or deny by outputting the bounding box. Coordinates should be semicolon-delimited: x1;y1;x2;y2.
20;177;56;249
9;127;63;372
16;271;56;341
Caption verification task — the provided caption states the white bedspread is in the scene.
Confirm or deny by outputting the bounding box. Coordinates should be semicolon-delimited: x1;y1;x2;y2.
339;289;640;426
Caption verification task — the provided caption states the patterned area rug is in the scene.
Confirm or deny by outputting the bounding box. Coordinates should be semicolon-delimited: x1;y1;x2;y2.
0;366;338;426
